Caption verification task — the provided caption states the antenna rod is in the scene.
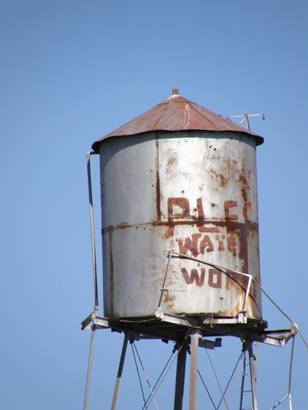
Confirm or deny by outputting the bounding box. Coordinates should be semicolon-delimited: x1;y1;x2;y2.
229;113;265;131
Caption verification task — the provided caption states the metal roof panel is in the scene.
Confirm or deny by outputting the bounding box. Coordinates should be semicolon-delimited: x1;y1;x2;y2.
92;92;263;151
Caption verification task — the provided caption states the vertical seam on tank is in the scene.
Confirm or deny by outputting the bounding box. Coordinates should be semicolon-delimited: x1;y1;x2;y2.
155;132;161;221
109;230;114;316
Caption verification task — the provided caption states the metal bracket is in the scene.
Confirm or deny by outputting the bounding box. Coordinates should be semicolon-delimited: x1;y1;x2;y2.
202;311;248;326
259;327;297;347
81;313;110;331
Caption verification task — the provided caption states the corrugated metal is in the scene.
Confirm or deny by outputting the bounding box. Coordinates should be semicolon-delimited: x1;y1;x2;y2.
99;130;262;321
92;91;263;151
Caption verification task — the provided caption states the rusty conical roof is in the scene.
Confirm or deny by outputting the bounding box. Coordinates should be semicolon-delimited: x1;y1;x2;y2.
92;92;263;151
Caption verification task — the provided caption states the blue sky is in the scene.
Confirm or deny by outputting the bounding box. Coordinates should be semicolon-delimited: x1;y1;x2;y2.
1;1;307;408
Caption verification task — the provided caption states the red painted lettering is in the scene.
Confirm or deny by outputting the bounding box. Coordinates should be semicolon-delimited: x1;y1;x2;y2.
227;232;239;257
181;268;205;287
199;235;214;253
208;268;222;288
215;234;225;251
168;197;190;219
242;201;251;221
224;200;238;221
178;234;201;257
196;197;205;220
199;226;219;233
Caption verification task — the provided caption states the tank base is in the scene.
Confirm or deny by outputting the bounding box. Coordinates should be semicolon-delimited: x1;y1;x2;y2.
82;310;271;342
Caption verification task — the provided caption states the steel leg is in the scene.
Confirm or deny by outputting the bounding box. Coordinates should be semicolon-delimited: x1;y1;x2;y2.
189;333;199;410
83;329;96;410
239;350;247;410
248;342;258;410
173;341;188;410
111;334;129;410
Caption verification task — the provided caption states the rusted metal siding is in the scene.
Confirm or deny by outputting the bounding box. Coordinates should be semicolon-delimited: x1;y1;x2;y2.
99;130;262;320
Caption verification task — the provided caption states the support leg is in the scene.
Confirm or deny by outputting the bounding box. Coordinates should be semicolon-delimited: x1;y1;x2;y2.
189;333;199;410
173;341;188;410
248;342;258;410
239;350;247;410
83;329;96;410
111;334;129;410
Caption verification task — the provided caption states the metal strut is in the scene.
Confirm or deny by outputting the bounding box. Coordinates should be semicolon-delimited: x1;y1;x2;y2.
189;333;200;410
205;348;229;409
131;341;147;408
111;335;129;410
132;342;159;410
239;341;258;410
143;347;178;409
248;342;258;410
82;151;100;410
173;341;188;410
82;327;96;410
217;351;244;410
239;348;247;410
270;335;296;410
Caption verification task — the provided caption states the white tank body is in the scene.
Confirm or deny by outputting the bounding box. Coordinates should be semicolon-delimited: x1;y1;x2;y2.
99;130;262;320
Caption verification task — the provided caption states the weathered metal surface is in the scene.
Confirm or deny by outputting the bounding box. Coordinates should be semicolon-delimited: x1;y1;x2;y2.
99;129;262;321
92;92;263;151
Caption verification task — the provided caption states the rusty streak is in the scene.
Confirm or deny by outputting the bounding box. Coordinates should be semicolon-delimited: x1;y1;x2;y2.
155;135;161;221
196;197;205;223
102;220;258;234
109;231;114;316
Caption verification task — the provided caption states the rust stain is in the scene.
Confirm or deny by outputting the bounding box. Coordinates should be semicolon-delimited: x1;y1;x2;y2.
108;231;114;316
238;170;250;201
163;290;175;310
223;218;249;287
155;136;161;221
238;170;251;222
167;156;177;168
198;226;219;233
210;169;227;187
196;197;205;224
225;268;261;314
227;231;240;257
102;219;259;234
243;202;252;222
183;103;191;128
238;224;249;274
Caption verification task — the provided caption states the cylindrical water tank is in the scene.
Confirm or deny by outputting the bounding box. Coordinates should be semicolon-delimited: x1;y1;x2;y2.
92;91;264;323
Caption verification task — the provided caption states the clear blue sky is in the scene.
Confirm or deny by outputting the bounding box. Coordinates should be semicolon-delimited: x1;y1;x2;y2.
1;0;307;408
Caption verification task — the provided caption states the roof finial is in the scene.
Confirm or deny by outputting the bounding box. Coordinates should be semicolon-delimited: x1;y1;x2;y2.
171;88;179;96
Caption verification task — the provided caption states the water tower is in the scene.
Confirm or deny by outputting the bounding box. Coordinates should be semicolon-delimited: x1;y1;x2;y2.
82;90;298;409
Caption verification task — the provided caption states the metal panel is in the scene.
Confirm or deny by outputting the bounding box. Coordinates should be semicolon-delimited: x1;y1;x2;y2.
100;134;157;227
99;130;262;320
